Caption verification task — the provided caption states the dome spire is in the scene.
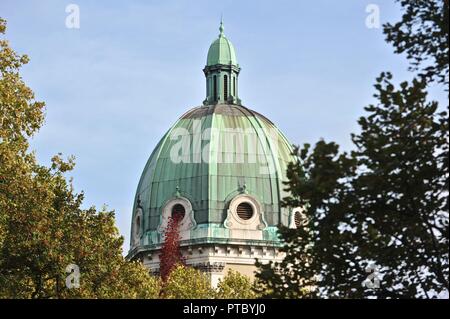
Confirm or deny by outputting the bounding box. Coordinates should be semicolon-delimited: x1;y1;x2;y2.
219;17;224;37
203;19;241;106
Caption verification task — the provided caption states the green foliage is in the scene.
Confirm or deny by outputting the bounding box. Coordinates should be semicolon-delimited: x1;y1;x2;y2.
256;140;358;299
91;261;161;299
0;18;159;299
160;265;258;299
0;18;44;143
384;0;449;85
162;264;215;299
257;72;448;298
216;269;258;299
256;0;449;298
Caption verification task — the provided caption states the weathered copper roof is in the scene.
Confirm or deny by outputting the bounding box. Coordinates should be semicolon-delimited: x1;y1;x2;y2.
131;104;296;249
206;21;238;67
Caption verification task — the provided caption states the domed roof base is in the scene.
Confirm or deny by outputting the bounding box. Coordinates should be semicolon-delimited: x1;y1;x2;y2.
128;242;285;287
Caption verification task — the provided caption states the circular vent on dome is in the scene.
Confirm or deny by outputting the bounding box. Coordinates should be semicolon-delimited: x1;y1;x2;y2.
236;202;253;220
294;211;302;228
172;204;185;220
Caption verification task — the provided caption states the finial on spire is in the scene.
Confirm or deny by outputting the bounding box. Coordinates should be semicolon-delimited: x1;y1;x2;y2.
219;16;224;37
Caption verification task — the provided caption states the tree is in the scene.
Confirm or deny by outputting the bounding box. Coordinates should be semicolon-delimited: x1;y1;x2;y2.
162;264;214;299
159;215;185;282
0;17;159;299
351;73;448;297
384;0;449;85
257;74;448;298
160;265;258;299
256;0;449;298
256;141;359;298
216;269;258;299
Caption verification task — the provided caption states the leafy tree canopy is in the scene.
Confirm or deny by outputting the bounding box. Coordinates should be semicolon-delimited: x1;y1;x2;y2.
0;17;159;299
384;0;449;85
256;0;449;298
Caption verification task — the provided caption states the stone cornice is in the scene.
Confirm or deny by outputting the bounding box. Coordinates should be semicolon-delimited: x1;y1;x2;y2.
126;237;284;260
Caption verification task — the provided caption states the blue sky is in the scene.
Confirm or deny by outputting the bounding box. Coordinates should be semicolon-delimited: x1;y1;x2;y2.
0;0;447;252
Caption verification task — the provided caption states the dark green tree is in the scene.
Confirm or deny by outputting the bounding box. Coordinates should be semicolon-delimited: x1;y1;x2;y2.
257;73;448;298
256;0;449;298
384;0;449;85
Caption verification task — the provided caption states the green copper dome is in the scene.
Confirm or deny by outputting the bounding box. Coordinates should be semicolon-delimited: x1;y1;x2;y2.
128;23;298;265
206;21;238;66
131;104;296;249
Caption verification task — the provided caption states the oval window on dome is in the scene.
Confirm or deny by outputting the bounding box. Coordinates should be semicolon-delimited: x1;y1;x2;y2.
236;202;253;220
172;204;186;221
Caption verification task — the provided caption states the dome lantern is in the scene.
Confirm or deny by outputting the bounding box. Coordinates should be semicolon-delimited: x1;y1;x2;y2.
203;20;241;106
